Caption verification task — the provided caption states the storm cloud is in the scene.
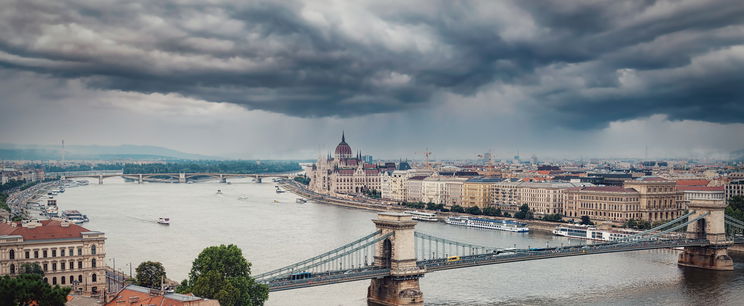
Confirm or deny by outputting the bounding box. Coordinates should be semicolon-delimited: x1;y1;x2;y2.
1;0;744;128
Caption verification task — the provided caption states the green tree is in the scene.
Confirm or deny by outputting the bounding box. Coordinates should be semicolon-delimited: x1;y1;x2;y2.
514;204;534;219
0;274;70;306
426;202;437;210
20;263;44;276
726;196;744;222
580;215;593;225
179;244;268;306
542;214;563;222
451;205;465;213
465;206;482;215
503;212;511;218
136;261;167;289
482;206;499;216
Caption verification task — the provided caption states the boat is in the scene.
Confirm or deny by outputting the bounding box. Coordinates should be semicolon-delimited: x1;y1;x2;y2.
62;210;87;224
276;189;286;194
445;216;529;232
552;225;636;241
216;189;223;195
273;200;280;203
296;198;307;204
157;217;170;225
403;211;438;222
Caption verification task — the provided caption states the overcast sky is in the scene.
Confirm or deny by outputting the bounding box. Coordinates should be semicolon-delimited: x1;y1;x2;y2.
1;0;743;160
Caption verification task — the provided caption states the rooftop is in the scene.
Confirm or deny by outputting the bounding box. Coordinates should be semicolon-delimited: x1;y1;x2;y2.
0;220;94;241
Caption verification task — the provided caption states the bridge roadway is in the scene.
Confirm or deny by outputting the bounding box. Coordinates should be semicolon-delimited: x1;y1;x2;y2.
265;238;712;291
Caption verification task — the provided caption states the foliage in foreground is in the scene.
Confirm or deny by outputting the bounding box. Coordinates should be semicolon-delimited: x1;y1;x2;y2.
178;244;268;306
136;261;167;289
0;274;70;306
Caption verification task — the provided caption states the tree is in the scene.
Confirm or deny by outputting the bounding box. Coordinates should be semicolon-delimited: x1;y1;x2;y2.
20;263;44;276
179;244;268;306
514;204;533;219
0;274;70;306
451;205;465;213
580;215;593;225
542;214;562;222
465;206;482;215
426;202;437;210
482;206;500;216
136;261;167;289
503;212;511;218
726;196;744;222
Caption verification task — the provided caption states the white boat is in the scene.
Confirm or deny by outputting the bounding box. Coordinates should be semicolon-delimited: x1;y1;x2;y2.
552;225;636;241
404;211;438;222
157;217;170;225
62;210;86;224
296;198;307;204
273;200;280;203
445;216;529;232
216;189;223;195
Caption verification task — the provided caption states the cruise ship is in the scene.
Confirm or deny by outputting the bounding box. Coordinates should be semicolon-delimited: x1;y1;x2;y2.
552;225;636;241
445;216;529;232
403;211;438;222
62;210;89;224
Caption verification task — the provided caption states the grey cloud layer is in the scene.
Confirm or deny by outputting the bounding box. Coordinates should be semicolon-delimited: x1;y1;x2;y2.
1;0;743;127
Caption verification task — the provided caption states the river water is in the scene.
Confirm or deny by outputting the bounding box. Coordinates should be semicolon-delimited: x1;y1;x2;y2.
54;177;744;305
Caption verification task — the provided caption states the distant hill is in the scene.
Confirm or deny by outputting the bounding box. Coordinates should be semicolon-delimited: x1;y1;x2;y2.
733;149;744;161
0;144;218;160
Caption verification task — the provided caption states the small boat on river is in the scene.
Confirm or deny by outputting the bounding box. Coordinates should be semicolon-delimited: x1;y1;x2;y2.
157;217;170;225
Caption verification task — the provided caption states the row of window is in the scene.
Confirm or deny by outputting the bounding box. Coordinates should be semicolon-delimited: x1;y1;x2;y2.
7;245;97;260
7;258;97;274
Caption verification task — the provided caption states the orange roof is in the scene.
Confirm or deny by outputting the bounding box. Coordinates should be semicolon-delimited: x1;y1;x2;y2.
106;285;219;306
675;179;710;186
0;220;91;241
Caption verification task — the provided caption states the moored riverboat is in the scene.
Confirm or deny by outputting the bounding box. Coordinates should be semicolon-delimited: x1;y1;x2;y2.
445;216;529;232
404;211;438;222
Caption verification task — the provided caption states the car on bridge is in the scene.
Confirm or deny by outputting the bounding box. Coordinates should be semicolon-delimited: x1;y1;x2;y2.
447;256;461;262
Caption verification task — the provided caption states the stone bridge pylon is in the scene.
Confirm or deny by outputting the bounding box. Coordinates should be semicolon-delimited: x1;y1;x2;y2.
678;199;734;270
368;213;425;306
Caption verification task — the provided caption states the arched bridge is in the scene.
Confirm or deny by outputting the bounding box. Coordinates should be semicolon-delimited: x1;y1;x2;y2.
50;170;296;184
256;199;739;306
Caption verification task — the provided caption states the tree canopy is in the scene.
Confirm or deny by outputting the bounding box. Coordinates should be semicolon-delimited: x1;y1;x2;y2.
726;196;744;222
0;274;70;306
179;244;268;306
136;261;167;289
514;204;534;219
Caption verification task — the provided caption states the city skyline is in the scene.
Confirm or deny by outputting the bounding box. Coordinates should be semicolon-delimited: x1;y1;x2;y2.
2;1;744;160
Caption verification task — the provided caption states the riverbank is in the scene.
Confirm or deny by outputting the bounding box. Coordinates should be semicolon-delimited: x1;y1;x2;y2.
279;180;562;234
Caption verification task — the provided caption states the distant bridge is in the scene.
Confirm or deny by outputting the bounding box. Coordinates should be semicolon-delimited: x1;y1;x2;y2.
256;199;739;305
48;170;297;184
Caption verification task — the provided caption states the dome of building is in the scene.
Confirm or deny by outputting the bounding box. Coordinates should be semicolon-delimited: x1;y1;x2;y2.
334;132;353;159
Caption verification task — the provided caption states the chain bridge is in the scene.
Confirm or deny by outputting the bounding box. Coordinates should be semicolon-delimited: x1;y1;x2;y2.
256;198;741;306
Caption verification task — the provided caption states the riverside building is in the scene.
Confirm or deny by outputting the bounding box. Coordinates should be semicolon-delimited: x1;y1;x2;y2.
308;133;383;196
0;219;106;296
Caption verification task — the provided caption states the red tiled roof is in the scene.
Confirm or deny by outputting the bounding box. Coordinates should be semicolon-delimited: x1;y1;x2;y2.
580;186;638;193
0;220;90;241
675;179;710;186
676;186;724;192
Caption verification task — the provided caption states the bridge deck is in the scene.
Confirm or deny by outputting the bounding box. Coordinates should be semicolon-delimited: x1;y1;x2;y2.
264;239;710;291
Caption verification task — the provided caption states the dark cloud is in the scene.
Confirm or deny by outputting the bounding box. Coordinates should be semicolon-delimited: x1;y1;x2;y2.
0;0;743;127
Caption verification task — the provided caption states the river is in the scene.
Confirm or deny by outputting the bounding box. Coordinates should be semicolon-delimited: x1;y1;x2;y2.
54;177;744;305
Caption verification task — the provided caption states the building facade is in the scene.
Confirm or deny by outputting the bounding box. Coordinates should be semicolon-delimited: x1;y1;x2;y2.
726;179;744;200
0;220;106;296
462;178;502;209
308;133;383;195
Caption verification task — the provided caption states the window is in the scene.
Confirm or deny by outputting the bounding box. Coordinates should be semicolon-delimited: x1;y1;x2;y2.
69;247;74;256
78;275;82;283
91;245;96;255
69;276;74;284
61;249;65;257
77;247;82;256
43;263;48;271
91;259;96;268
25;251;30;259
52;249;56;257
52;277;57;285
43;250;47;258
52;263;57;271
78;261;83;269
9;264;15;275
61;262;65;271
8;249;14;260
61;277;66;285
34;250;39;258
92;273;97;282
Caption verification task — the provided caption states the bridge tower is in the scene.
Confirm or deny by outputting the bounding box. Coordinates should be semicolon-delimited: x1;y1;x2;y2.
678;199;734;270
368;212;425;306
138;174;143;184
178;173;186;184
219;174;226;183
98;175;103;185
